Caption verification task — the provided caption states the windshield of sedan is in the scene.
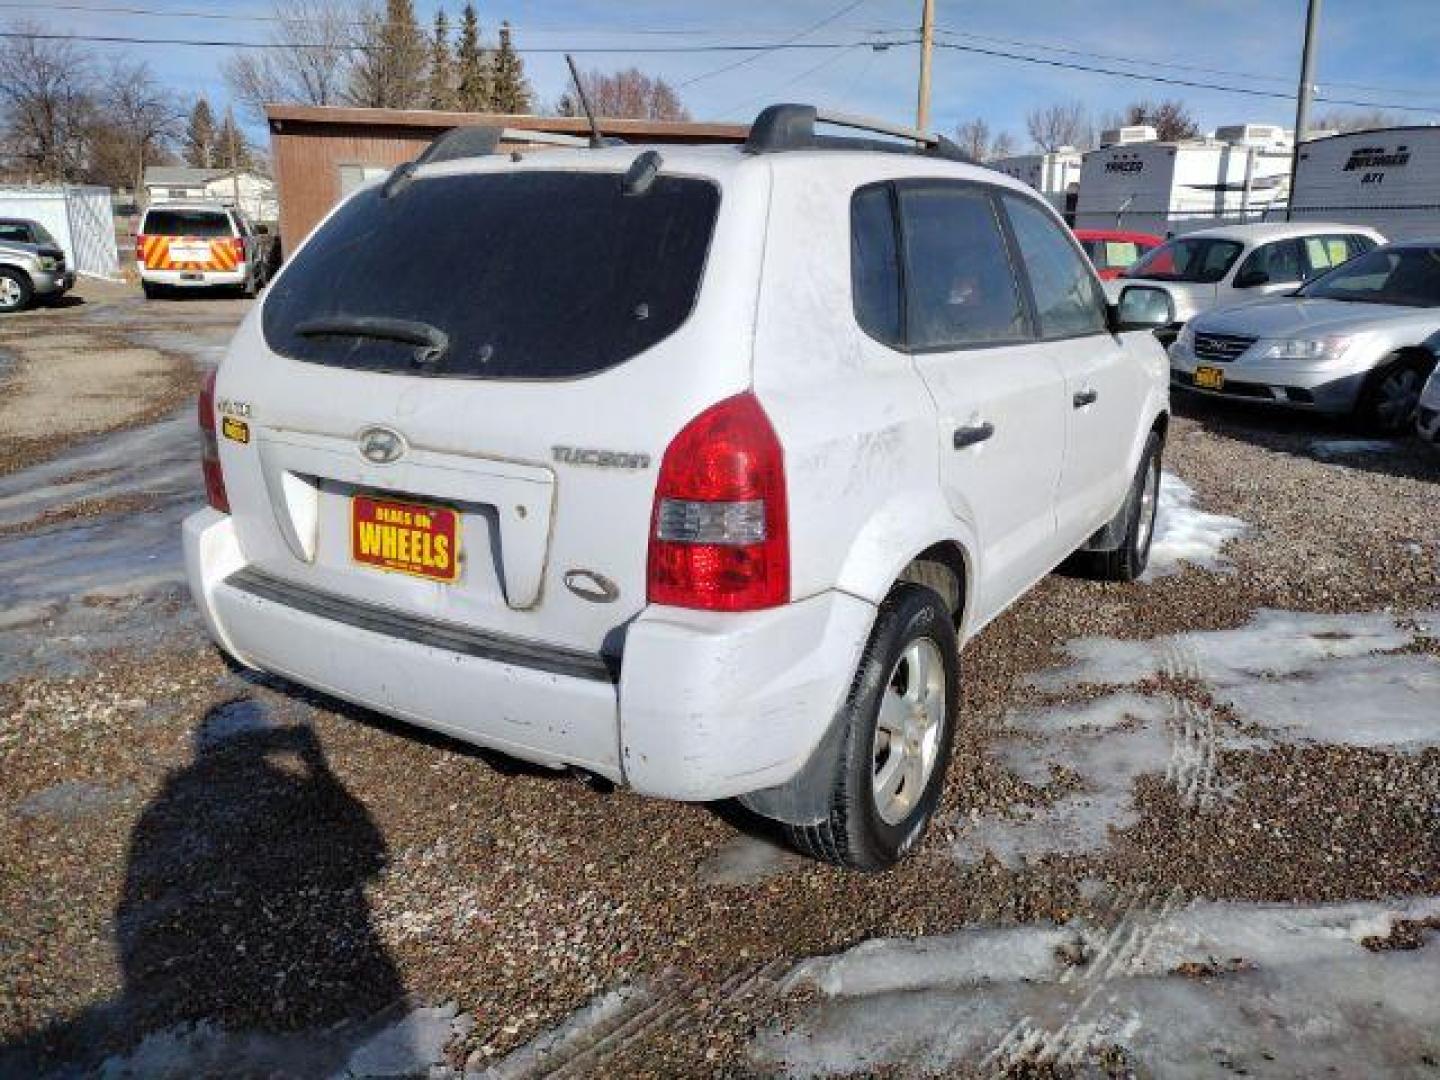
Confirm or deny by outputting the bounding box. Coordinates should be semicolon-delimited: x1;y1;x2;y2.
1124;237;1243;283
1297;246;1440;307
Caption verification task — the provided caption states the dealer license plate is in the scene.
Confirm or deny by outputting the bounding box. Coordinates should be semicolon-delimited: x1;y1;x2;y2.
1194;365;1225;391
351;495;459;582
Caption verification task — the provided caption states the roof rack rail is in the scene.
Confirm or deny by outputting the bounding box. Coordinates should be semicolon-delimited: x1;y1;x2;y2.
744;104;973;164
415;124;618;166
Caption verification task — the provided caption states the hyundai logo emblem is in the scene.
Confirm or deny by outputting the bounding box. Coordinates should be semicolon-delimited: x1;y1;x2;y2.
357;426;407;465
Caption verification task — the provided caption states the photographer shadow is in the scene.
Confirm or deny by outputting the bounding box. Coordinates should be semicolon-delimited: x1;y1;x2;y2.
2;703;412;1077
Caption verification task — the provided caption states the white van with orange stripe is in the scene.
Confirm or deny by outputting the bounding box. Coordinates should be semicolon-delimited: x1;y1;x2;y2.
137;202;264;298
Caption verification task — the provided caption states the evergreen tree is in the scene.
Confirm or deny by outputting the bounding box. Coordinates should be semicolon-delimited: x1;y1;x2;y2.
454;2;489;111
349;0;428;109
183;97;216;168
487;21;531;113
427;9;454;110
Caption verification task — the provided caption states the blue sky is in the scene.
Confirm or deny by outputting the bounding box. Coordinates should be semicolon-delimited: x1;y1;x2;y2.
17;0;1440;144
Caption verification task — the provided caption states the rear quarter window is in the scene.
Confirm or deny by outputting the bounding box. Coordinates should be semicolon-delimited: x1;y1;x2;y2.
262;170;720;380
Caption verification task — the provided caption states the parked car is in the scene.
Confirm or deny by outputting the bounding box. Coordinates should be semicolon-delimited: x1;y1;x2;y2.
0;217;74;313
136;202;270;298
1114;222;1385;342
183;106;1173;871
1170;239;1440;433
1074;228;1162;280
1417;332;1440;448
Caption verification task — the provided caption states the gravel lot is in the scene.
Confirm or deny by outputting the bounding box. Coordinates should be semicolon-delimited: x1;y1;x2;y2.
0;286;1437;1078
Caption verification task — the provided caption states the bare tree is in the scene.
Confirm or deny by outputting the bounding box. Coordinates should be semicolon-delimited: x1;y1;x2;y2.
1026;101;1093;152
93;57;183;195
0;23;95;181
556;67;690;122
224;0;357;123
1113;100;1199;142
349;0;429;109
1308;108;1403;135
953;116;1018;162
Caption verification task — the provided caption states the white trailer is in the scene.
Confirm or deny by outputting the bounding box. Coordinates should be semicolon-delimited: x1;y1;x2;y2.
1074;136;1292;237
990;150;1083;220
1287;127;1440;240
0;185;120;278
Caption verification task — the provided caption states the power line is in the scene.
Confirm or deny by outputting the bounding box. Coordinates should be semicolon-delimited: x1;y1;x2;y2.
933;39;1440;116
937;25;1440;103
676;0;874;90
0;28;896;54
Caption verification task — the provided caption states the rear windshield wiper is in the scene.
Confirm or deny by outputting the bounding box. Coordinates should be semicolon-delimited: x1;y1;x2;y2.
295;316;449;367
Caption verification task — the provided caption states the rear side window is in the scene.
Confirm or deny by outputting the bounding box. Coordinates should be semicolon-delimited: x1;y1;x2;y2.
850;184;902;347
263;171;720;380
897;183;1028;350
142;209;233;238
1001;194;1106;338
1236;240;1304;285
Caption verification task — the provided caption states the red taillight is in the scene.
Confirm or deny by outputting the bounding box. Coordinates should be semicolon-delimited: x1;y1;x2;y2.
134;233;146;261
647;392;789;611
229;237;245;262
198;369;229;513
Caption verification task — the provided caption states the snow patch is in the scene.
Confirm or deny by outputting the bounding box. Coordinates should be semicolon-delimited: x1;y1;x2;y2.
1309;438;1399;460
1141;472;1248;580
759;896;1440;1077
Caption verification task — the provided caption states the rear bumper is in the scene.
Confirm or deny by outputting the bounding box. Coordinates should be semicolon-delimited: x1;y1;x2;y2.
184;510;874;801
140;265;247;287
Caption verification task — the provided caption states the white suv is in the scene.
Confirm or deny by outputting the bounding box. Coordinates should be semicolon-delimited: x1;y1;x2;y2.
184;107;1172;870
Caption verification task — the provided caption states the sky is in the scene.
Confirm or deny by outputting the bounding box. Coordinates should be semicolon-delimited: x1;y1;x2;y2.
11;0;1440;146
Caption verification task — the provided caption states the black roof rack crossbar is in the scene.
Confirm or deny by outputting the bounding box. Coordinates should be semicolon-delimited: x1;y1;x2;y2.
414;124;601;166
744;104;973;164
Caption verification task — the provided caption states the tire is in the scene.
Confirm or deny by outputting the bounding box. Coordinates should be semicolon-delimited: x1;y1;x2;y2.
1357;356;1434;435
785;582;959;872
0;268;33;313
1071;431;1163;583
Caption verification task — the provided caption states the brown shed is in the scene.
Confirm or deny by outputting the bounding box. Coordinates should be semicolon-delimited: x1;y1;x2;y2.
265;105;750;253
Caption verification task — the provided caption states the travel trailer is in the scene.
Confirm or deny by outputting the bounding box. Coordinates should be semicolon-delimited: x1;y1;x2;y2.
1288;127;1440;241
990;150;1083;220
1074;125;1293;236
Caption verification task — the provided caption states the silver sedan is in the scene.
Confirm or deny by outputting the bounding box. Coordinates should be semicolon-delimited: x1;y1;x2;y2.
1169;240;1440;433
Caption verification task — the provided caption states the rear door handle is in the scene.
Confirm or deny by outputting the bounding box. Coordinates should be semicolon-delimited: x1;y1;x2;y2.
1073;389;1099;408
953;422;995;449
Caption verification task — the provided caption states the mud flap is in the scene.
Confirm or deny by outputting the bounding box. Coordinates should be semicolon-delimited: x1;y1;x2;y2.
737;702;850;826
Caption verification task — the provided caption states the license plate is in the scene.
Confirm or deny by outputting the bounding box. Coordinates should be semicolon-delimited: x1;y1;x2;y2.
171;244;211;263
1194;365;1226;391
351;495;459;582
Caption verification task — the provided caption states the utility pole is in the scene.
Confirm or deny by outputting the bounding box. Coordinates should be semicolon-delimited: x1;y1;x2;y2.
1286;0;1321;221
916;0;935;133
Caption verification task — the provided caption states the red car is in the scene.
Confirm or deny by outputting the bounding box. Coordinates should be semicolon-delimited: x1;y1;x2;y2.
1073;229;1164;281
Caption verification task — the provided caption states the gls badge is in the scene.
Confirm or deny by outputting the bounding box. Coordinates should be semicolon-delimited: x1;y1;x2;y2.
357;426;407;465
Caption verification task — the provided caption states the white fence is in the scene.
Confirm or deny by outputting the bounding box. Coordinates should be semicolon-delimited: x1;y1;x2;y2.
0;185;120;278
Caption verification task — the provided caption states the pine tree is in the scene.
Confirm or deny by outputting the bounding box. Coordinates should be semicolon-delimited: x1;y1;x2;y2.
183;97;216;168
454;3;489;111
487;22;531;113
349;0;429;109
427;9;454;110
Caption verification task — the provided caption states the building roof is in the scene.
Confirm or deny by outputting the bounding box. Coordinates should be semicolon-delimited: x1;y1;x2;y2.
264;104;749;144
144;166;272;187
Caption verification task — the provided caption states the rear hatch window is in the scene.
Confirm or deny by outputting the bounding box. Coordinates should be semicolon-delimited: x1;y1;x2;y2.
261;170;720;380
142;209;233;237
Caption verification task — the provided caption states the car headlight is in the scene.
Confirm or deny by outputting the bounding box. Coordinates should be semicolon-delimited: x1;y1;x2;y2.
1254;336;1354;364
1174;322;1196;351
